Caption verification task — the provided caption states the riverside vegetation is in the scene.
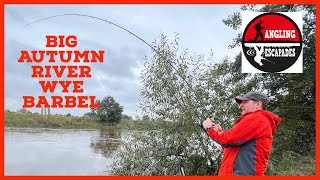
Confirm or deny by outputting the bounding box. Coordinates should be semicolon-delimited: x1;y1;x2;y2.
4;109;170;130
4;108;315;175
5;4;315;176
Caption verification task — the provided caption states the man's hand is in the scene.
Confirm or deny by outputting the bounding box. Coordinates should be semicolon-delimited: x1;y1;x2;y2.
202;118;214;130
203;118;223;134
212;124;222;134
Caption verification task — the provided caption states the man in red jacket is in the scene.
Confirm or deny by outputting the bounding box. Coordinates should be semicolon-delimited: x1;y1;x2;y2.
203;91;282;176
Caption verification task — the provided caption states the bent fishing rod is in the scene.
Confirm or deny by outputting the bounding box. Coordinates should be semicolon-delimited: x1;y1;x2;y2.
25;14;218;175
25;14;215;128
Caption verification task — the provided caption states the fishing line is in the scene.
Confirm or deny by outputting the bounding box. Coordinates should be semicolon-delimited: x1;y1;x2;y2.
25;14;217;174
25;13;214;126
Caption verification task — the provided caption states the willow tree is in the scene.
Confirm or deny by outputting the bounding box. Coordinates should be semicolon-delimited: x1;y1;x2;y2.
110;34;260;175
110;4;315;176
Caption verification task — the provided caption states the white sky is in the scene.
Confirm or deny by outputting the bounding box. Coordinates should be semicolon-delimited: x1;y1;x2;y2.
5;5;242;117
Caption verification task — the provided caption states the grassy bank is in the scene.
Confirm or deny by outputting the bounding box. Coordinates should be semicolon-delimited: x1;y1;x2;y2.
4;111;169;130
270;151;316;175
5;111;103;129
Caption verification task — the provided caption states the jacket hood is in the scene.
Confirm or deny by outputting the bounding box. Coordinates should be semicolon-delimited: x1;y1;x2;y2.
260;110;282;135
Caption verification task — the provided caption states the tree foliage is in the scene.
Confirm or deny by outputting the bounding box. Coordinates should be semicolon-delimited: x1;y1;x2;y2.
88;96;123;124
222;4;315;159
111;34;256;175
17;108;32;114
111;4;315;176
122;114;133;121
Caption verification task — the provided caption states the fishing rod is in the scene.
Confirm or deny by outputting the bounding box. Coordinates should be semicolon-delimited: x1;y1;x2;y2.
25;13;215;128
262;24;273;29
262;58;276;64
25;14;217;175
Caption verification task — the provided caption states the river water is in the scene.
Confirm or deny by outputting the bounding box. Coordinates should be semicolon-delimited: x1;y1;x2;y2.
5;127;121;175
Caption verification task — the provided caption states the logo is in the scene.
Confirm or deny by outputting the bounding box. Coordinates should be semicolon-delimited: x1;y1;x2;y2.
242;12;303;73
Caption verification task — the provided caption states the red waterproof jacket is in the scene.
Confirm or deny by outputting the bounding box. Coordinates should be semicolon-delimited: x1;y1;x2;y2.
207;110;282;176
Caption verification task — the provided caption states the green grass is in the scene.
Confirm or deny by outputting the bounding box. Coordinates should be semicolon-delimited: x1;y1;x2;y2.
272;151;315;175
4;111;170;130
5;111;102;129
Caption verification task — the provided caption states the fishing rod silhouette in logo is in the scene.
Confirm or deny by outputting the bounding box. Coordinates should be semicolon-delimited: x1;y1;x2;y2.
246;47;275;66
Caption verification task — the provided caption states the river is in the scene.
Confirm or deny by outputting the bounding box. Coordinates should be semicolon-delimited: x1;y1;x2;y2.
5;127;121;175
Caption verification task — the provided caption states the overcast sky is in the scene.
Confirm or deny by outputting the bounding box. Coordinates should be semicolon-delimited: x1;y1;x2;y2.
5;5;242;117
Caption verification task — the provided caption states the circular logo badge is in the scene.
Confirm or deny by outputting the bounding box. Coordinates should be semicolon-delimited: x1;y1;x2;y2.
242;13;302;72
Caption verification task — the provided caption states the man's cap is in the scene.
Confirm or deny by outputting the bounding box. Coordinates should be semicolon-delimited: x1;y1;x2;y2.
235;91;269;104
